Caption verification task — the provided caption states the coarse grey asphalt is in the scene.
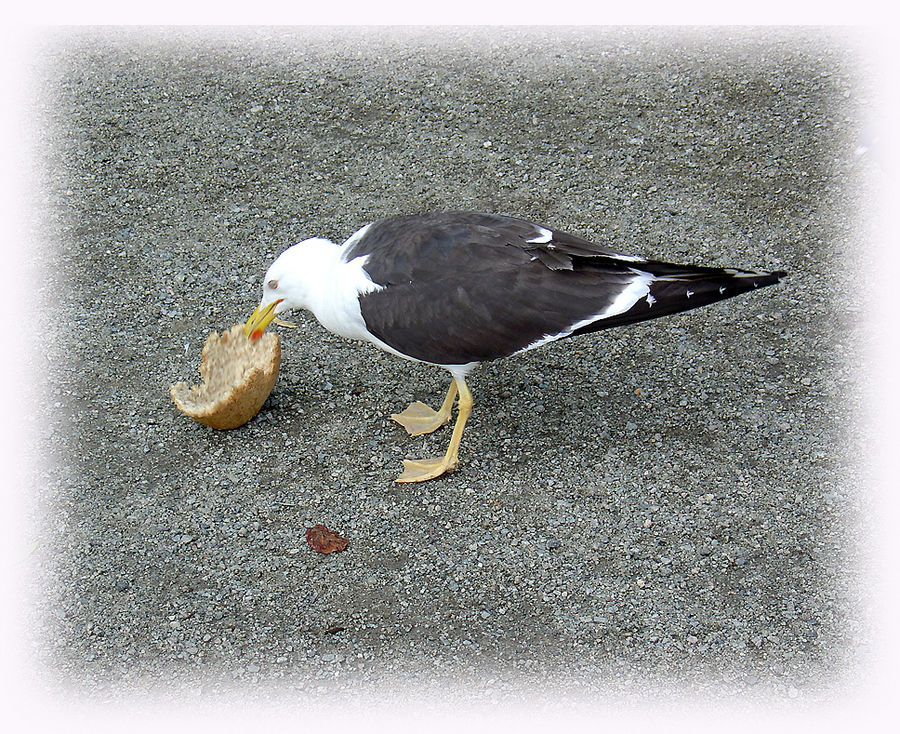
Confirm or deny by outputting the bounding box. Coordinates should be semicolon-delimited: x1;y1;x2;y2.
25;27;872;708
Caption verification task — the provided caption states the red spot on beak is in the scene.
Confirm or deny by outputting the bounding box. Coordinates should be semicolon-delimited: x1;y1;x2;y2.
250;329;263;342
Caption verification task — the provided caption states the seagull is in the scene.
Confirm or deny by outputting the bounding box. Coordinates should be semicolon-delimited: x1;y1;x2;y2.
244;211;785;483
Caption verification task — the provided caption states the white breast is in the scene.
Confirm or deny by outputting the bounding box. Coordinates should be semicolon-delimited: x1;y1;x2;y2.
306;253;383;342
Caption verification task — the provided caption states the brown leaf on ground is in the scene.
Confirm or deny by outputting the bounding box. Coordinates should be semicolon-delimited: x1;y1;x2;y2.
305;524;349;554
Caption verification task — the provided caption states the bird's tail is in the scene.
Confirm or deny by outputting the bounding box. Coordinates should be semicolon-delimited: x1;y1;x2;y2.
573;261;786;336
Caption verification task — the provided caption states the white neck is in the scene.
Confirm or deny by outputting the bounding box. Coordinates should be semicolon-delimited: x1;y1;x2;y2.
276;237;383;342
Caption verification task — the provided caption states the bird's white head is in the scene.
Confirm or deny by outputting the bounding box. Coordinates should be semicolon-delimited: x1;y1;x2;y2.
243;237;337;340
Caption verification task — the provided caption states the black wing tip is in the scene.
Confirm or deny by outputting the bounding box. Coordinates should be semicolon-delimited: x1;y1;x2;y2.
738;268;786;285
763;269;787;287
752;270;786;290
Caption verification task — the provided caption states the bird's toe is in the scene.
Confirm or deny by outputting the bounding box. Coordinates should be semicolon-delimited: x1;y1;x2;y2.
390;401;451;435
396;456;457;482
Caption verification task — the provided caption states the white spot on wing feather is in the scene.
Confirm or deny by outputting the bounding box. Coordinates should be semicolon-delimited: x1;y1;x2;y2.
609;253;647;263
525;227;553;244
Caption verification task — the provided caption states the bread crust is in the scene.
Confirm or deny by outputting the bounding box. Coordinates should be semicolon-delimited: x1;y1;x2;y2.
170;324;281;430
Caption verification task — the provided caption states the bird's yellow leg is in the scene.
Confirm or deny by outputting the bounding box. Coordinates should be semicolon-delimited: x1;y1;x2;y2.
397;378;473;483
390;380;458;436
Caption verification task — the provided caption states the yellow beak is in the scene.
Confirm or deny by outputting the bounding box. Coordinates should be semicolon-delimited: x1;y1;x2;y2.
244;299;284;340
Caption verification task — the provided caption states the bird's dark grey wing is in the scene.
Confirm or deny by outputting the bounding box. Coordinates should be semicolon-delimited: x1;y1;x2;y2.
344;212;784;366
360;263;645;365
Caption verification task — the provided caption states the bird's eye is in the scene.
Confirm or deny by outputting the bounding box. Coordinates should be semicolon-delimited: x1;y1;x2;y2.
267;279;279;290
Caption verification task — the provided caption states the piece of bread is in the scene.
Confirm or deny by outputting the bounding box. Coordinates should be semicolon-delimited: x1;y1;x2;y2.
170;324;281;430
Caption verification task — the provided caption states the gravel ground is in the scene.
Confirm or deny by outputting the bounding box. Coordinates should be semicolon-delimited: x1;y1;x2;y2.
25;27;872;709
